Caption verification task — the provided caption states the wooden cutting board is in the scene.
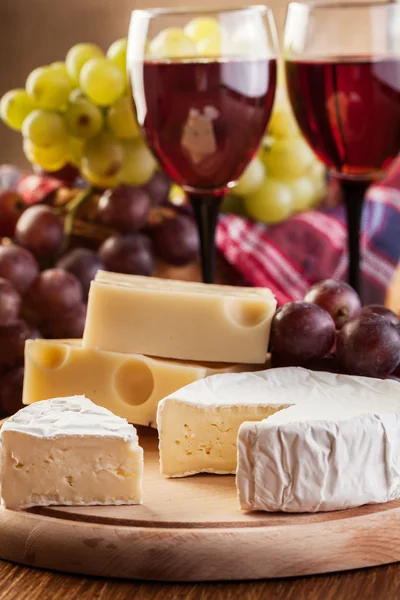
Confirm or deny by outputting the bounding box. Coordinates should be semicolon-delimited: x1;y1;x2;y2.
1;425;400;581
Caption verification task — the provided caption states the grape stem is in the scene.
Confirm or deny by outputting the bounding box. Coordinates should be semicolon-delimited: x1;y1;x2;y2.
60;187;94;256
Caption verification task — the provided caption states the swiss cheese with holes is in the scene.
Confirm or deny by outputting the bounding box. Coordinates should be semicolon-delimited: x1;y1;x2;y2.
23;339;269;426
83;271;276;363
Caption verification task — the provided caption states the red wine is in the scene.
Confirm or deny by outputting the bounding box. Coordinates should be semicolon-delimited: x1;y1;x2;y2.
133;58;276;191
286;57;400;177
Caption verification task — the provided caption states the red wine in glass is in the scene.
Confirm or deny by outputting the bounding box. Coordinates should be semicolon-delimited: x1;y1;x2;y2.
134;57;276;282
285;55;400;295
285;57;400;177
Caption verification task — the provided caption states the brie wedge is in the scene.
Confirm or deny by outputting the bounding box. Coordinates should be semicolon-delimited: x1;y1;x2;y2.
237;370;400;513
157;368;309;477
0;396;143;509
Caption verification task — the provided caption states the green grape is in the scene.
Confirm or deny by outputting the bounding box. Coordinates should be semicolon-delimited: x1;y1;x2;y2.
168;183;186;206
107;96;140;139
263;137;315;182
50;61;72;82
149;28;197;59
184;17;220;44
80;58;125;106
107;38;127;74
269;102;300;138
308;162;327;206
244;178;293;225
65;43;104;84
68;137;84;167
220;194;245;215
289;176;316;212
22;109;67;147
23;138;68;171
309;160;326;183
81;164;119;189
228;29;264;57
65;93;103;139
197;34;221;58
119;139;157;186
0;89;35;131
234;157;265;196
82;131;124;178
277;62;286;87
26;66;71;111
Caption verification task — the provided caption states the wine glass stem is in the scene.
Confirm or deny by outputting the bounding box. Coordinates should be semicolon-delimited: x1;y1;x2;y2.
189;194;222;284
340;179;369;297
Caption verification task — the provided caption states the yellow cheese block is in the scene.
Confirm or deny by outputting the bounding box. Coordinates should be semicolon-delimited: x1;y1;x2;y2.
83;271;277;364
23;339;268;427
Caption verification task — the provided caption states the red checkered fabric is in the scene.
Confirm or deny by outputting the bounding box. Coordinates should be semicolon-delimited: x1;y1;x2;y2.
217;183;400;305
17;174;62;205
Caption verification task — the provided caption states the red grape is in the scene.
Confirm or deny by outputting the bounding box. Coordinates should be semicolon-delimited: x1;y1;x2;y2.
360;304;400;328
304;279;361;330
0;366;24;417
49;302;87;339
29;268;83;317
270;301;336;364
56;248;103;299
0;190;25;237
144;171;171;205
153;214;199;266
391;364;400;382
35;163;80;187
98;233;155;276
271;352;342;374
97;185;152;232
336;314;400;378
0;243;39;294
0;278;21;326
15;205;65;257
0;321;40;366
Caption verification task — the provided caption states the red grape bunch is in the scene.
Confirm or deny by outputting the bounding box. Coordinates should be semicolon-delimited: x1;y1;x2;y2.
270;279;400;379
0;35;205;420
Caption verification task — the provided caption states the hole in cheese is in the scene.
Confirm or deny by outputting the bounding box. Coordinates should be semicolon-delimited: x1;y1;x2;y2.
29;342;69;370
224;298;270;328
114;358;155;406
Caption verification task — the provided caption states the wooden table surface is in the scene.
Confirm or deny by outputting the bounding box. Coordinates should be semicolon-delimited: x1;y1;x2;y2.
1;559;400;600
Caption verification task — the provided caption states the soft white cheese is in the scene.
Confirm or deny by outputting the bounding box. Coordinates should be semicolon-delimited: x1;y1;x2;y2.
157;368;318;477
0;395;143;509
237;371;400;513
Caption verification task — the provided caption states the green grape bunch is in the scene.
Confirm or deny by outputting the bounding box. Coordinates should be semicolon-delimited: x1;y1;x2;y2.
0;40;156;189
224;81;328;225
0;25;326;225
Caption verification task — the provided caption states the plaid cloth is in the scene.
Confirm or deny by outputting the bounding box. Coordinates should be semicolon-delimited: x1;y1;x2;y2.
1;165;398;305
217;182;400;306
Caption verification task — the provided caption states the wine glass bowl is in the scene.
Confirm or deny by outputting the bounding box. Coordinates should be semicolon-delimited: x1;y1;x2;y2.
128;6;278;282
284;1;400;294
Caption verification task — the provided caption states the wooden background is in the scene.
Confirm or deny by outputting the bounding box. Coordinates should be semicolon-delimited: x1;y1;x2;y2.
0;0;382;167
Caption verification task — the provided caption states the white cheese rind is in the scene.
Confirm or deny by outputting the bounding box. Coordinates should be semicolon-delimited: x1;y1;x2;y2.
157;367;318;477
237;374;400;513
2;395;137;441
0;396;143;509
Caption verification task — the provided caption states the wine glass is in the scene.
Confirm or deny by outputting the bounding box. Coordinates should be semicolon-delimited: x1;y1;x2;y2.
128;6;278;283
284;1;400;296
